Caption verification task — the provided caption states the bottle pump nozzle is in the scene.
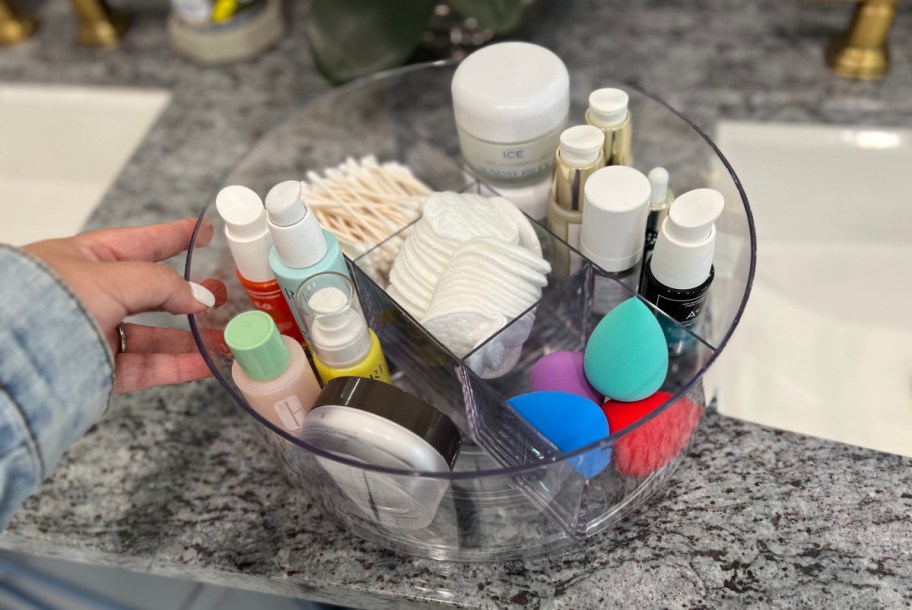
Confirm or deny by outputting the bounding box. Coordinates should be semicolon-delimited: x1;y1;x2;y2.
650;188;725;290
265;180;327;268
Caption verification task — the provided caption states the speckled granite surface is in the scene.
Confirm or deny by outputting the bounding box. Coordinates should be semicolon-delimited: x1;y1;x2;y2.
2;0;911;607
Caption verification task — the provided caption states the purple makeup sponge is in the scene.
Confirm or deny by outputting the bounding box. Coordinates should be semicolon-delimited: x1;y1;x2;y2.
584;297;669;402
530;351;602;404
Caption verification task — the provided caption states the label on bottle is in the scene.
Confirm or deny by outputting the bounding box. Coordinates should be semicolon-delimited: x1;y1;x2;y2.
653;292;709;357
272;395;306;432
640;266;714;356
314;346;392;385
367;358;391;383
243;281;306;343
654;292;709;330
644;228;659;252
457;123;563;187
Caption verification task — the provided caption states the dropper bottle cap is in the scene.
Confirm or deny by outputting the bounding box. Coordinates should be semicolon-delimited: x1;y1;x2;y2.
216;185;274;283
265;180;327;269
294;272;371;368
650;188;725;290
648;168;670;205
558;125;605;167
586;88;629;128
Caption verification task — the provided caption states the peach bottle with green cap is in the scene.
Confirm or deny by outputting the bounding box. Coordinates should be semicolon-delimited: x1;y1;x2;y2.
225;310;321;434
295;272;391;385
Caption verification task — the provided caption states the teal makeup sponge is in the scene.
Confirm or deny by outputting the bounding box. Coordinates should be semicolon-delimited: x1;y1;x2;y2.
507;391;610;478
584;297;668;402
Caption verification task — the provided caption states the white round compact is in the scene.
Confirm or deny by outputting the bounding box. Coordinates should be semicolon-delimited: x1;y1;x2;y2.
300;377;462;530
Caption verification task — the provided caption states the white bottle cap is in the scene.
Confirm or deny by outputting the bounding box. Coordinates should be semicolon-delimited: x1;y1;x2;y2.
559;125;605;167
579;166;651;272
302;278;371;368
587;88;629;128
650;188;725;290
648;167;670;205
451;42;570;144
265;180;327;269
265;180;307;226
216;185;275;283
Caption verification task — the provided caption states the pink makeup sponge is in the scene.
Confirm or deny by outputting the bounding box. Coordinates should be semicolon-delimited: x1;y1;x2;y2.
529;351;602;404
583;297;668;401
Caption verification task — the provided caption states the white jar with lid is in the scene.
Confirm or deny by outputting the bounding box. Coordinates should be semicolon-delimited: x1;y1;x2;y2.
451;42;570;218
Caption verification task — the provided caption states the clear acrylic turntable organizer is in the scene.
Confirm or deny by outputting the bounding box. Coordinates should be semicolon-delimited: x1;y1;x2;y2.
186;60;755;561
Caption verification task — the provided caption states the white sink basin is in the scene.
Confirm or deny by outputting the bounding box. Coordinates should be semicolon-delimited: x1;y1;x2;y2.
714;121;912;457
0;84;171;246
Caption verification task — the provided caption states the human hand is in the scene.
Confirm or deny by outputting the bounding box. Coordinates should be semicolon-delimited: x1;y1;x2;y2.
23;218;227;393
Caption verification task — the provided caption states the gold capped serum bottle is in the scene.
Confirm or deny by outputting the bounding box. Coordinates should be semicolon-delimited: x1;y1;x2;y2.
548;125;606;250
585;88;633;167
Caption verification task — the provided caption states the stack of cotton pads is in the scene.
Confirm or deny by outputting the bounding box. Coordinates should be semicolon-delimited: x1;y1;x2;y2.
387;192;550;373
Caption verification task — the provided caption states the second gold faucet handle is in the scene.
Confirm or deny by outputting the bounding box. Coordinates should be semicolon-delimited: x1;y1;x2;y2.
826;0;897;80
0;0;38;45
69;0;130;49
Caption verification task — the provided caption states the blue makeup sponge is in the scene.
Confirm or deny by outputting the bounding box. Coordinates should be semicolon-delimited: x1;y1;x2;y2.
507;391;611;478
584;297;669;402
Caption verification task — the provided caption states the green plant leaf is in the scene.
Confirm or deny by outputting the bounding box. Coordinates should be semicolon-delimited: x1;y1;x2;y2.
449;0;526;34
306;0;437;85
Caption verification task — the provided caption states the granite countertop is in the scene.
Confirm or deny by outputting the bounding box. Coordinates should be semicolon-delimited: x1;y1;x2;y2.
2;0;911;607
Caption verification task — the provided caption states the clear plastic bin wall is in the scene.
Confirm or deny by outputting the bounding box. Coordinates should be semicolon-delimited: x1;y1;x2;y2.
186;61;755;562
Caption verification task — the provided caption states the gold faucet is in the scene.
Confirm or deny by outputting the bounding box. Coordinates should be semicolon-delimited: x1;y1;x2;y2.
68;0;130;48
0;0;38;45
826;0;897;80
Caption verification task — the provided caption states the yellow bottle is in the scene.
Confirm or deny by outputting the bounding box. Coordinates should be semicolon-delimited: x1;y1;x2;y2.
312;328;390;384
295;272;392;385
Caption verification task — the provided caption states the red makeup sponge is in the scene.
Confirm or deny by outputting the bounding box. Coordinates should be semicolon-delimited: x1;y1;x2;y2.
601;392;702;477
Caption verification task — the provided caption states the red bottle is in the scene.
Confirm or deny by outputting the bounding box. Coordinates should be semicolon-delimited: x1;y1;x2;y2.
237;272;305;344
217;185;307;346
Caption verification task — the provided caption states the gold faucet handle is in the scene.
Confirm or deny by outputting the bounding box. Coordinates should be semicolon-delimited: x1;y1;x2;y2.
0;0;38;45
826;0;897;80
69;0;130;49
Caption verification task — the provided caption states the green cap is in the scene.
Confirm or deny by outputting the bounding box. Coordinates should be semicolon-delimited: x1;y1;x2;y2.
225;311;291;382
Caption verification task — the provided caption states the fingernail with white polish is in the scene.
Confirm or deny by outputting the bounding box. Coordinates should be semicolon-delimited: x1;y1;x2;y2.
189;281;216;308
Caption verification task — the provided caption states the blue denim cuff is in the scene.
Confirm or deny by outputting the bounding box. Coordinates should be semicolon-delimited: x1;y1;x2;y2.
0;245;114;526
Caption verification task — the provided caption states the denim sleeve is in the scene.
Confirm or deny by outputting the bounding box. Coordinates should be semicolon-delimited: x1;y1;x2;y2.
0;245;114;528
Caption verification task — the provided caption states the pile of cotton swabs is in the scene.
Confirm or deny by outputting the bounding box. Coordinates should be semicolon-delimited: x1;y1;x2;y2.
304;156;431;259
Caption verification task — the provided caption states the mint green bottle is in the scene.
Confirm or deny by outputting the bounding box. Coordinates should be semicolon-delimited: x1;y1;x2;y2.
225;311;321;433
264;180;350;335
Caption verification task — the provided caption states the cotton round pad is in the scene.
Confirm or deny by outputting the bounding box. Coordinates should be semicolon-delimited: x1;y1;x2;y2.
387;191;550;374
601;392;702;477
530;351;602;404
584;297;668;401
423;192;519;244
507;391;610;478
